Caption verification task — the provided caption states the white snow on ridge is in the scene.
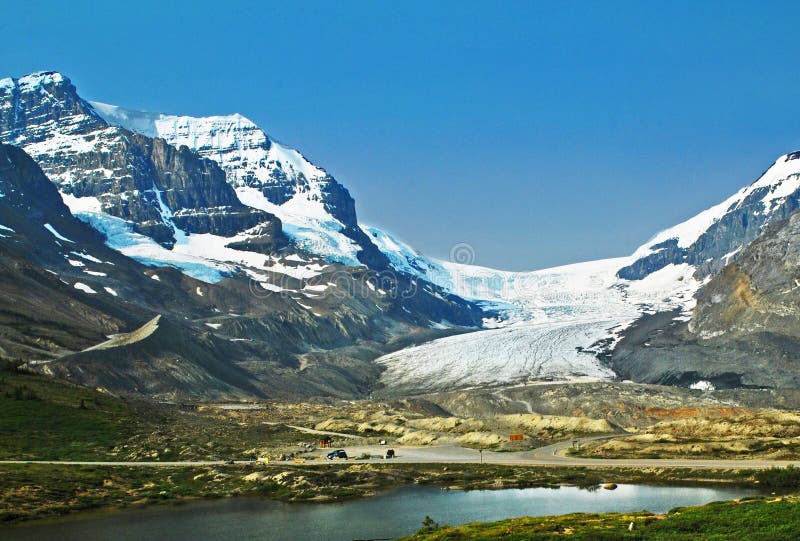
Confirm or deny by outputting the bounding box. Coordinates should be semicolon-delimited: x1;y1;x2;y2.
633;152;800;257
65;203;326;283
90;101;164;138
90;101;362;267
236;185;361;266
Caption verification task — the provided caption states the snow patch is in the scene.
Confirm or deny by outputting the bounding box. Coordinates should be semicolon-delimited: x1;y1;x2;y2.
690;380;716;391
74;282;97;294
70;251;103;263
61;193;103;214
44;223;74;243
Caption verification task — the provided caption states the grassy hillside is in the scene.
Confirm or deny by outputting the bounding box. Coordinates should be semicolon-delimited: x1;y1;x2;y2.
0;370;146;460
0;369;302;461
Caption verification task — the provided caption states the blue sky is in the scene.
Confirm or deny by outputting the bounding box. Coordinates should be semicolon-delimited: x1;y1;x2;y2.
4;1;800;270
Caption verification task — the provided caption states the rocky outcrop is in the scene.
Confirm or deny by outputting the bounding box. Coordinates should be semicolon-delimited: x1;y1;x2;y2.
691;211;800;340
0;72;105;142
610;209;800;389
91;101;389;268
0;72;284;249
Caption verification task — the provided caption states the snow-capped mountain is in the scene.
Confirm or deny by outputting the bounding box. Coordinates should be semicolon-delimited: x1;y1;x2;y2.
374;150;800;393
90;101;389;270
0;70;486;378
0;140;480;399
618;152;800;281
0;72;294;283
5;69;800;398
0;72;403;289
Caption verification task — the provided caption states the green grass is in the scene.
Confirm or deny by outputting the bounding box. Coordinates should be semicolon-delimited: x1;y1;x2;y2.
0;371;145;460
0;368;785;533
400;498;800;540
0;370;306;461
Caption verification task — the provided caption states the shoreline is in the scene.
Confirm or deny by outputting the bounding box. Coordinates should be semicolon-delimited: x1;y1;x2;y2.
0;462;771;526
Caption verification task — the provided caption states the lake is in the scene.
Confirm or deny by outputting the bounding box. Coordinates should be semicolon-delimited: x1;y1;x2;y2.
4;484;756;541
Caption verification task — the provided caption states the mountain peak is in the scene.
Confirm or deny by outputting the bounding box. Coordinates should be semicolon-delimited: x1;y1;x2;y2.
3;70;68;88
89;101;263;141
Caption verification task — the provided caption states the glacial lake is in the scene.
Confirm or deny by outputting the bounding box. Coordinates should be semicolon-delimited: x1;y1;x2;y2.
4;484;757;541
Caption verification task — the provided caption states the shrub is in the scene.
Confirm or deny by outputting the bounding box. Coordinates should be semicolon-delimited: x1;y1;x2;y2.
755;465;800;489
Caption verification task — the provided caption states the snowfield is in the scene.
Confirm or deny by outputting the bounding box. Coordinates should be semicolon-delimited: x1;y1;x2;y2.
376;255;702;392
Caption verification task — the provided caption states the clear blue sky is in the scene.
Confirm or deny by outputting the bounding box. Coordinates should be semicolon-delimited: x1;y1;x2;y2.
4;1;800;270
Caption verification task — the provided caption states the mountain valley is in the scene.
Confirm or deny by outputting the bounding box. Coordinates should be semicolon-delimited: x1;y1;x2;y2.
3;70;800;402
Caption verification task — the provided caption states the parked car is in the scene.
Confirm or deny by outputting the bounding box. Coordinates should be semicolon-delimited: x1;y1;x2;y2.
326;449;348;460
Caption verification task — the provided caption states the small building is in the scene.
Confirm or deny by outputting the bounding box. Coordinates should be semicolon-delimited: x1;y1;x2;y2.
319;436;333;448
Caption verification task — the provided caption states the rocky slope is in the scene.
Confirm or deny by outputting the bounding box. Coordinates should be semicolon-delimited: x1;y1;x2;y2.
0;72;280;250
611;209;800;389
0;142;203;364
0;71;485;400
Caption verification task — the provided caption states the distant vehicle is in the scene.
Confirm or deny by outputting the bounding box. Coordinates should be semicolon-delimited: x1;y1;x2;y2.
326;449;348;460
225;460;235;464
385;449;395;459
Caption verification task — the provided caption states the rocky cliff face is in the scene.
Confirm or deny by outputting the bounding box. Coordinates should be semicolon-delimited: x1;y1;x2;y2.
691;211;800;341
0;72;283;249
610;209;800;389
91;102;389;268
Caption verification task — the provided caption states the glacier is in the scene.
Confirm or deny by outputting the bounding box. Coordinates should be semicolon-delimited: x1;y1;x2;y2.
17;75;797;392
373;150;800;392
